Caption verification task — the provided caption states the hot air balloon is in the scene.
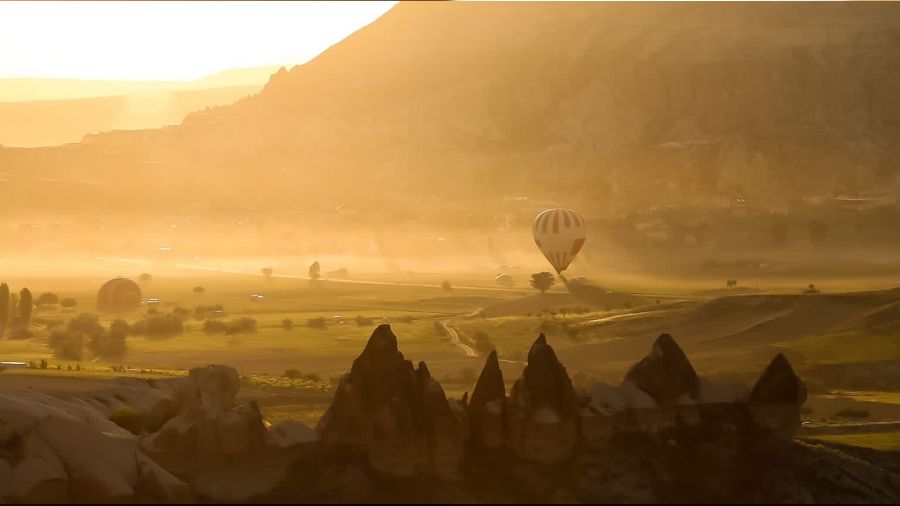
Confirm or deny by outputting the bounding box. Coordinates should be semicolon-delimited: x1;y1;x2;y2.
532;208;586;275
97;277;142;313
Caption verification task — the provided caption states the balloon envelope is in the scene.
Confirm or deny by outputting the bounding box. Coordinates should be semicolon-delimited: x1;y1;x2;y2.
532;208;586;274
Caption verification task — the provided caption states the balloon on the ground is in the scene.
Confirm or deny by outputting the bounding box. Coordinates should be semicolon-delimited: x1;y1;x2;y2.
532;208;586;274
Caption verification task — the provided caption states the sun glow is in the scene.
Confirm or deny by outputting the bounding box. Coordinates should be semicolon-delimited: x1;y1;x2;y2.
0;1;397;81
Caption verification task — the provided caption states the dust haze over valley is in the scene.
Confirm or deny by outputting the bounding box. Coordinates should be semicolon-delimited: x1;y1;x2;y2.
3;2;900;504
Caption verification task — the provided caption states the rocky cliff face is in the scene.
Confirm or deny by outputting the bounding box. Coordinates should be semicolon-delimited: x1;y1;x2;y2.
2;2;900;215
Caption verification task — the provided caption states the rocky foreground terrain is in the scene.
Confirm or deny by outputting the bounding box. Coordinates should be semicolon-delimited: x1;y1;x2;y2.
2;325;899;503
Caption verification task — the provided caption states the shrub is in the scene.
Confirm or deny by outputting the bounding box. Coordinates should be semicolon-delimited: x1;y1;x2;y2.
307;317;327;329
193;286;205;294
60;298;78;308
441;280;452;291
281;318;294;330
194;304;224;319
109;406;143;435
230;317;257;334
203;319;228;334
172;306;191;319
88;321;128;359
471;331;494;356
834;408;869;419
395;315;414;323
284;369;320;382
35;292;59;306
355;315;374;326
143;314;184;337
139;273;153;282
48;330;84;360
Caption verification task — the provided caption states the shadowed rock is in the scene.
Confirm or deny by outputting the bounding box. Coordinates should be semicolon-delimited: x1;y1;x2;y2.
143;365;266;457
318;325;466;480
467;351;506;448
506;334;578;464
748;353;807;406
624;333;700;407
747;353;807;437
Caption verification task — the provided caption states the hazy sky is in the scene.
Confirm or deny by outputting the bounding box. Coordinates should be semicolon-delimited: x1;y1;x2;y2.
0;1;397;81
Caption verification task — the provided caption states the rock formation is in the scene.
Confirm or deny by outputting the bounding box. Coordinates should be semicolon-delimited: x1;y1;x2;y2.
466;350;506;448
747;353;808;436
506;334;579;464
142;365;267;458
0;391;191;503
623;333;700;407
317;324;467;480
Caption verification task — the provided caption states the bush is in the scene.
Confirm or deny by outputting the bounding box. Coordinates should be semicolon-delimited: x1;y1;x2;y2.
109;406;142;435
142;314;184;337
283;369;320;382
230;317;257;334
355;315;374;326
139;273;153;282
172;306;191;319
281;318;294;330
35;292;59;306
193;286;205;294
441;280;452;291
194;304;224;319
60;298;78;308
88;320;128;359
395;315;414;323
203;319;228;334
307;317;327;329
834;408;869;419
471;331;494;356
48;330;84;360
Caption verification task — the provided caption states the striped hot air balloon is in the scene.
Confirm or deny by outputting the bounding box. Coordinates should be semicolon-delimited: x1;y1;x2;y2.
532;208;586;275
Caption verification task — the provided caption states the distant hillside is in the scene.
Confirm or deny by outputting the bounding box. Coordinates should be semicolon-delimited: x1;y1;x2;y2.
0;65;281;102
0;66;279;146
0;85;260;147
1;2;900;214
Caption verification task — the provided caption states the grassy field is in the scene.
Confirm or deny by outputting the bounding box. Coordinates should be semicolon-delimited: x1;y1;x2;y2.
3;269;900;442
807;431;900;451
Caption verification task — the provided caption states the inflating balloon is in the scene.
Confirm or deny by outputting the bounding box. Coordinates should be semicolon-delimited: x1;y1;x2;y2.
532;208;586;275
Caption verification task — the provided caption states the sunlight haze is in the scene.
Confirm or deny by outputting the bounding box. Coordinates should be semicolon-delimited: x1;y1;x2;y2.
0;1;397;81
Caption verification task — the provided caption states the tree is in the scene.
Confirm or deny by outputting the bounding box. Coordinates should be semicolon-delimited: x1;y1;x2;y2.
139;273;153;282
60;298;78;308
441;280;453;291
281;318;294;330
726;279;738;288
193;286;205;295
308;261;321;281
35;292;59;306
18;288;32;324
530;272;556;294
261;267;273;279
471;331;494;356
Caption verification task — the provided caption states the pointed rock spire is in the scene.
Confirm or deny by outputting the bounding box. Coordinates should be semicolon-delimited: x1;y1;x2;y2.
749;353;807;406
506;334;578;464
624;333;700;407
467;351;506;449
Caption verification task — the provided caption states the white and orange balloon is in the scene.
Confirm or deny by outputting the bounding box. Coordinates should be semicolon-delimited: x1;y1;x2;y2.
532;208;586;275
